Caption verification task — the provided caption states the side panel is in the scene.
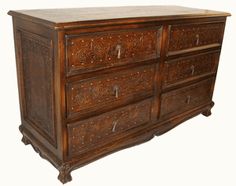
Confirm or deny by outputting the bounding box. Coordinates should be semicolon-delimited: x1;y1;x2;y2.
20;30;56;145
12;18;62;161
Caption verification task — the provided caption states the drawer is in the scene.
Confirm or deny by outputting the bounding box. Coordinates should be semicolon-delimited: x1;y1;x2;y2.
160;78;215;118
65;27;162;75
168;22;225;54
66;64;155;118
162;51;220;88
67;99;152;156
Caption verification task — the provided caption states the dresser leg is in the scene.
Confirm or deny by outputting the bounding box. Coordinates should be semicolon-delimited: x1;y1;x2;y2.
202;109;212;117
202;102;214;117
21;135;30;145
58;163;72;184
19;125;30;145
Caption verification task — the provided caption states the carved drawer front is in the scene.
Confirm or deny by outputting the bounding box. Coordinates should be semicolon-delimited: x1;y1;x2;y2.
163;51;220;88
66;27;162;75
168;22;224;54
67;99;152;156
160;78;215;118
67;64;155;118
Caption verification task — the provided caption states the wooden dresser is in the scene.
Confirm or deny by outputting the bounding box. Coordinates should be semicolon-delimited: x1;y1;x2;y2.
8;6;230;184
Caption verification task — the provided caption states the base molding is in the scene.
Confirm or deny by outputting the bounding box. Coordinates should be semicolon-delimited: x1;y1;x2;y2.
19;102;214;184
19;125;62;169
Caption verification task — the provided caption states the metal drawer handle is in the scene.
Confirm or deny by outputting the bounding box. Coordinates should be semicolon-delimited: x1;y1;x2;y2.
116;44;121;59
196;34;200;46
191;65;195;75
113;85;119;99
186;95;191;104
112;121;118;132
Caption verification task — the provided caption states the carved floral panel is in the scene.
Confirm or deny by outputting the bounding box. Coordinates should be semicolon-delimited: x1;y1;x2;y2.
67;99;152;156
67;64;155;116
168;23;224;52
66;27;162;75
160;78;214;118
163;52;220;87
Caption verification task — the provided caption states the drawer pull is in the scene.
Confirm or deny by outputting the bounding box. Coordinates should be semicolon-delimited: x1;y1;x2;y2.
112;121;118;132
113;85;119;98
191;65;195;75
186;95;191;104
116;44;121;59
196;34;200;46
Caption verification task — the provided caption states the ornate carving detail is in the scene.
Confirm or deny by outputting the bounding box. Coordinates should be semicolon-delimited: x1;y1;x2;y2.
168;23;224;51
67;65;155;114
66;27;162;74
21;31;56;146
58;163;72;184
160;78;214;118
68;99;152;156
163;52;219;86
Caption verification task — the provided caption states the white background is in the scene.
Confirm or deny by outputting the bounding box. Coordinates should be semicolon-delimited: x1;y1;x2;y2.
0;0;235;186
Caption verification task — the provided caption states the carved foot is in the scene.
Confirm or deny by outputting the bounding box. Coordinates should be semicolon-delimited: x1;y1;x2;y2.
202;109;212;117
21;135;30;145
202;102;214;117
19;125;30;145
58;163;72;184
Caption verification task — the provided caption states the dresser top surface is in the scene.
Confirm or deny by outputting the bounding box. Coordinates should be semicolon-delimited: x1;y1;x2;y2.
8;6;230;29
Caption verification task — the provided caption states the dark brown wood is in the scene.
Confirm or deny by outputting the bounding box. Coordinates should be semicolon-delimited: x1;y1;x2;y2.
66;26;162;76
67;64;155;119
8;6;230;29
20;30;56;146
160;78;215;119
162;50;220;89
68;99;152;157
167;22;225;55
8;6;230;184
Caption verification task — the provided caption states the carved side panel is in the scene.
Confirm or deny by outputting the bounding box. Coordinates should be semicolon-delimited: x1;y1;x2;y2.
163;52;220;87
20;31;56;146
66;27;162;75
168;23;225;52
67;64;155;117
67;99;152;156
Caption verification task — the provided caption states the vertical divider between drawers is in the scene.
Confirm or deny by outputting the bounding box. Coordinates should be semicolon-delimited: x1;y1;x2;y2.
152;25;170;122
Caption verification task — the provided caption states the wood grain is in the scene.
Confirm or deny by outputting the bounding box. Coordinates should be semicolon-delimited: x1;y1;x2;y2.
8;6;230;29
9;6;230;184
